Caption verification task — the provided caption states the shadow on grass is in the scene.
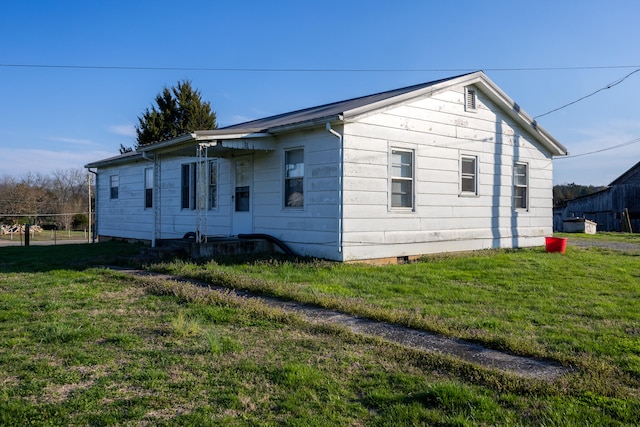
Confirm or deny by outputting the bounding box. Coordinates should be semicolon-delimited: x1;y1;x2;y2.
0;241;144;273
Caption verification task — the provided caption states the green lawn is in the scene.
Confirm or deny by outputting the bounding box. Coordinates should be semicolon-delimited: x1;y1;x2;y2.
1;238;639;425
153;239;640;378
0;229;91;242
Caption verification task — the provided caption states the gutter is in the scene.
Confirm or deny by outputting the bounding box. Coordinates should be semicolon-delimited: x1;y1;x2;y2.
87;169;97;244
326;122;344;255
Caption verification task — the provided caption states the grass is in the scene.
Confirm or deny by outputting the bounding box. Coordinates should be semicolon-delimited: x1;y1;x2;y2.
152;239;640;383
0;229;91;243
0;237;639;425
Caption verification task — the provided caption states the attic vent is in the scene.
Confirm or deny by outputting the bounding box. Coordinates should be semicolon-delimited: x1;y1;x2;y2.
465;87;477;112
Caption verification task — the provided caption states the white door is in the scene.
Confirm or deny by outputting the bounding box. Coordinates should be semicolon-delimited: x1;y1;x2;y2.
232;156;253;235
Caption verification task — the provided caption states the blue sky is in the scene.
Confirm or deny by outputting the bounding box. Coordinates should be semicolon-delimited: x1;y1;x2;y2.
1;0;639;185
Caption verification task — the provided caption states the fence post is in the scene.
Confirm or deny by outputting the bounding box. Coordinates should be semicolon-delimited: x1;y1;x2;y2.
623;208;633;233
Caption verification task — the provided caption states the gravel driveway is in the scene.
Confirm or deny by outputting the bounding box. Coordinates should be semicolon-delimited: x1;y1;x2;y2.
567;237;640;252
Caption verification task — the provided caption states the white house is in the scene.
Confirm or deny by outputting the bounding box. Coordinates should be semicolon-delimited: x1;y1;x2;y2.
85;71;568;262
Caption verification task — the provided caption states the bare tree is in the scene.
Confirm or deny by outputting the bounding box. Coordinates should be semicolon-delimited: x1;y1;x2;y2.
0;169;90;228
50;168;88;230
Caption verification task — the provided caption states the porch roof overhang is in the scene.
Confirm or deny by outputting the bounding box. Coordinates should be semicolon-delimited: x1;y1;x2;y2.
84;150;144;169
84;130;277;169
137;130;277;157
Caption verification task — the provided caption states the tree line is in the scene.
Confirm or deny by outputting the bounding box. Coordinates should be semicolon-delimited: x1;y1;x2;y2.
0;168;91;230
553;183;607;207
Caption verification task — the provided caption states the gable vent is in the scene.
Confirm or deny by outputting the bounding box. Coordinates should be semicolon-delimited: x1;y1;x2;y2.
465;87;477;111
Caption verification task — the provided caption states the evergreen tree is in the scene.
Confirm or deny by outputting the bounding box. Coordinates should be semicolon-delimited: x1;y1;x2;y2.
135;80;217;148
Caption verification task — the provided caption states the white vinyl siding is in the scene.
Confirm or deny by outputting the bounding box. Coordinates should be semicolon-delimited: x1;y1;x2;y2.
93;80;557;262
339;86;554;261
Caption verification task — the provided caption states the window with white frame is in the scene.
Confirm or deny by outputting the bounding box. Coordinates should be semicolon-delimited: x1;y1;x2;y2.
209;159;218;209
110;175;119;200
390;149;414;209
460;155;478;195
144;168;153;208
514;162;528;209
284;148;304;208
465;87;477;112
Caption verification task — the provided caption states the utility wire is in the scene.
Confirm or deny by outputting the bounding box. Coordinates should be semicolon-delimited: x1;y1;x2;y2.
4;62;640;160
534;68;640;119
558;136;640;159
1;63;640;73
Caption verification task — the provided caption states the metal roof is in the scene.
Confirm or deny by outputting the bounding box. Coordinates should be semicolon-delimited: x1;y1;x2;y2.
85;71;568;169
609;160;640;186
84;150;142;168
219;73;473;133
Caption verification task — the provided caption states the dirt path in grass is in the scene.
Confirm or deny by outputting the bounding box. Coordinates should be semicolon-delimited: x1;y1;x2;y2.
110;267;571;381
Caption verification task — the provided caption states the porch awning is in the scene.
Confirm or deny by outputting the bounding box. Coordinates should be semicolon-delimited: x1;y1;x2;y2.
138;130;276;157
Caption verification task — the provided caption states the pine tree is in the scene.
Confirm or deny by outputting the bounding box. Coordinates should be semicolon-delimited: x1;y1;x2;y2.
135;80;217;148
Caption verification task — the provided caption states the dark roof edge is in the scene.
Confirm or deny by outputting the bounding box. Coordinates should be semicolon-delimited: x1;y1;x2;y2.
85;151;143;168
609;160;640;186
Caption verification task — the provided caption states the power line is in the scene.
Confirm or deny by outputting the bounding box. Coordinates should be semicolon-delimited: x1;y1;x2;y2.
4;62;639;160
535;68;640;119
558;136;640;159
1;63;640;73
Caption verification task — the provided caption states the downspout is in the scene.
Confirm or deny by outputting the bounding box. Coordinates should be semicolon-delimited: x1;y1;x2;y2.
326;122;343;254
141;152;157;247
88;169;97;243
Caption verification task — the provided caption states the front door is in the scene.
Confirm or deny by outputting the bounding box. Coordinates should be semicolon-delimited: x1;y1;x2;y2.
232;156;253;235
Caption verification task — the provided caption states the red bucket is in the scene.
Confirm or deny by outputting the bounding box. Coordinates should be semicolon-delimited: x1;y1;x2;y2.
545;237;567;254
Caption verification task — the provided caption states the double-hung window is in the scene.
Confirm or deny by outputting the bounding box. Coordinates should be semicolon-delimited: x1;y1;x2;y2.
390;149;413;209
182;160;218;210
144;168;153;208
514;162;528;209
284;148;304;208
460;155;478;195
110;175;119;200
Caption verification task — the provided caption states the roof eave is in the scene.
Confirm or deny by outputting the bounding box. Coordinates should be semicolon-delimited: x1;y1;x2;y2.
342;71;567;157
342;71;485;120
609;160;640;186
138;133;197;152
266;114;344;134
84;152;143;169
467;74;568;157
193;130;272;140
